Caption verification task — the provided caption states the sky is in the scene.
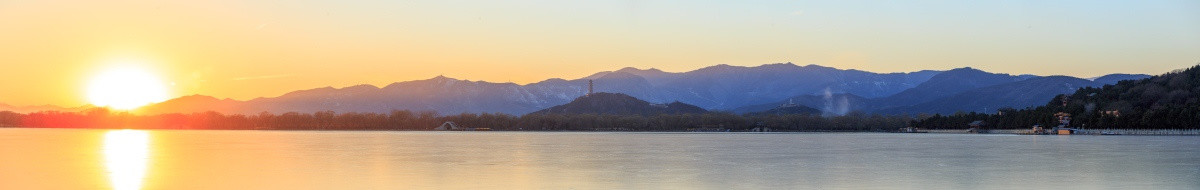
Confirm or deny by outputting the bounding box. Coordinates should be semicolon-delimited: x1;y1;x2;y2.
1;0;1198;107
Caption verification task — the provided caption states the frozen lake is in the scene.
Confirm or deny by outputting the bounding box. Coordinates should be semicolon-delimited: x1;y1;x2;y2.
1;129;1198;189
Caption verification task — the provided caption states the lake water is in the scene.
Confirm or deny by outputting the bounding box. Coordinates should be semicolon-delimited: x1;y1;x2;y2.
1;129;1198;190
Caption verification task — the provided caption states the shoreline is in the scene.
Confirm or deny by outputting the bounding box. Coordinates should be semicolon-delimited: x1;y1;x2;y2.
4;127;1200;135
924;129;1200;136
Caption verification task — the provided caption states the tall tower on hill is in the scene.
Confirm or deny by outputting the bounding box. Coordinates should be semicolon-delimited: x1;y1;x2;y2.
587;80;594;97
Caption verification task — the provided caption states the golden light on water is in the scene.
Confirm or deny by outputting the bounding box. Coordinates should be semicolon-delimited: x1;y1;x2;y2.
86;64;170;110
103;130;150;190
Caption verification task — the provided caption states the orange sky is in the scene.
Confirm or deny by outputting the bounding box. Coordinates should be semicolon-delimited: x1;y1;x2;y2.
1;0;1198;107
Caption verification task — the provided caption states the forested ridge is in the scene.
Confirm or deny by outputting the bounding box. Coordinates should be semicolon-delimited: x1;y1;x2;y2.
913;64;1200;129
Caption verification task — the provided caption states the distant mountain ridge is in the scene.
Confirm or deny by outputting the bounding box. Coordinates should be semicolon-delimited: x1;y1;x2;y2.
877;76;1104;114
868;67;1023;110
732;68;1150;115
5;63;1148;116
0;103;91;114
136;63;952;115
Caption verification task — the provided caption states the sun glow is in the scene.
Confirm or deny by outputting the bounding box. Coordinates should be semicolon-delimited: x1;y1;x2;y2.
103;130;151;190
86;65;169;110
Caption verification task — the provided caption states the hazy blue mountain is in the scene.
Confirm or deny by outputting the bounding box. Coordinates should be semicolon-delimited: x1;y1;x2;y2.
1093;74;1152;85
1017;74;1040;80
868;67;1023;110
584;67;683;86
253;76;562;115
535;63;941;113
529;92;707;116
735;68;1111;115
652;63;938;110
141;76;586;115
878;76;1103;115
170;63;940;115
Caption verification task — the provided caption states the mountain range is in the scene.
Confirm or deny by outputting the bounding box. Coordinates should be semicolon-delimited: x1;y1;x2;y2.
0;103;90;114
729;68;1149;115
3;63;1150;116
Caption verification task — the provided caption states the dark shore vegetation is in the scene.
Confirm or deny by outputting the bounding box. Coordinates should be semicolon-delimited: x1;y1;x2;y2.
0;109;909;131
914;64;1200;130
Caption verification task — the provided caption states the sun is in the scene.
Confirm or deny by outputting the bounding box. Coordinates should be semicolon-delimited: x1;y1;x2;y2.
87;66;170;110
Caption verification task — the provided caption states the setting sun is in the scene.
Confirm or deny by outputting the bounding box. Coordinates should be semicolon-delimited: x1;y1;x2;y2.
86;65;169;110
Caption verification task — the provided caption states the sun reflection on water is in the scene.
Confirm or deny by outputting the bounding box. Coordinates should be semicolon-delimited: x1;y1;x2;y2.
103;130;150;190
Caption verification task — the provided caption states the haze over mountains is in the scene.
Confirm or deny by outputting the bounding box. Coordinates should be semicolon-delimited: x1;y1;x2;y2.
530;93;707;116
730;68;1149;115
0;103;88;114
6;63;1149;116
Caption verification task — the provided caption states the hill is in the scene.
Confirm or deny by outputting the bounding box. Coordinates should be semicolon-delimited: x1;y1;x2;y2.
529;92;707;116
1092;74;1153;85
913;64;1200;129
137;95;242;115
869;67;1022;110
879;76;1103;115
1060;65;1200;128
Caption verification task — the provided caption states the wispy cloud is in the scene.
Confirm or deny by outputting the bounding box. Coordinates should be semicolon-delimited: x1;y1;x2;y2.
232;74;293;81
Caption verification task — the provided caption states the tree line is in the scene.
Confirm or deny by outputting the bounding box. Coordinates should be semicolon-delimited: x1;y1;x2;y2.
0;108;910;131
912;64;1200;130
